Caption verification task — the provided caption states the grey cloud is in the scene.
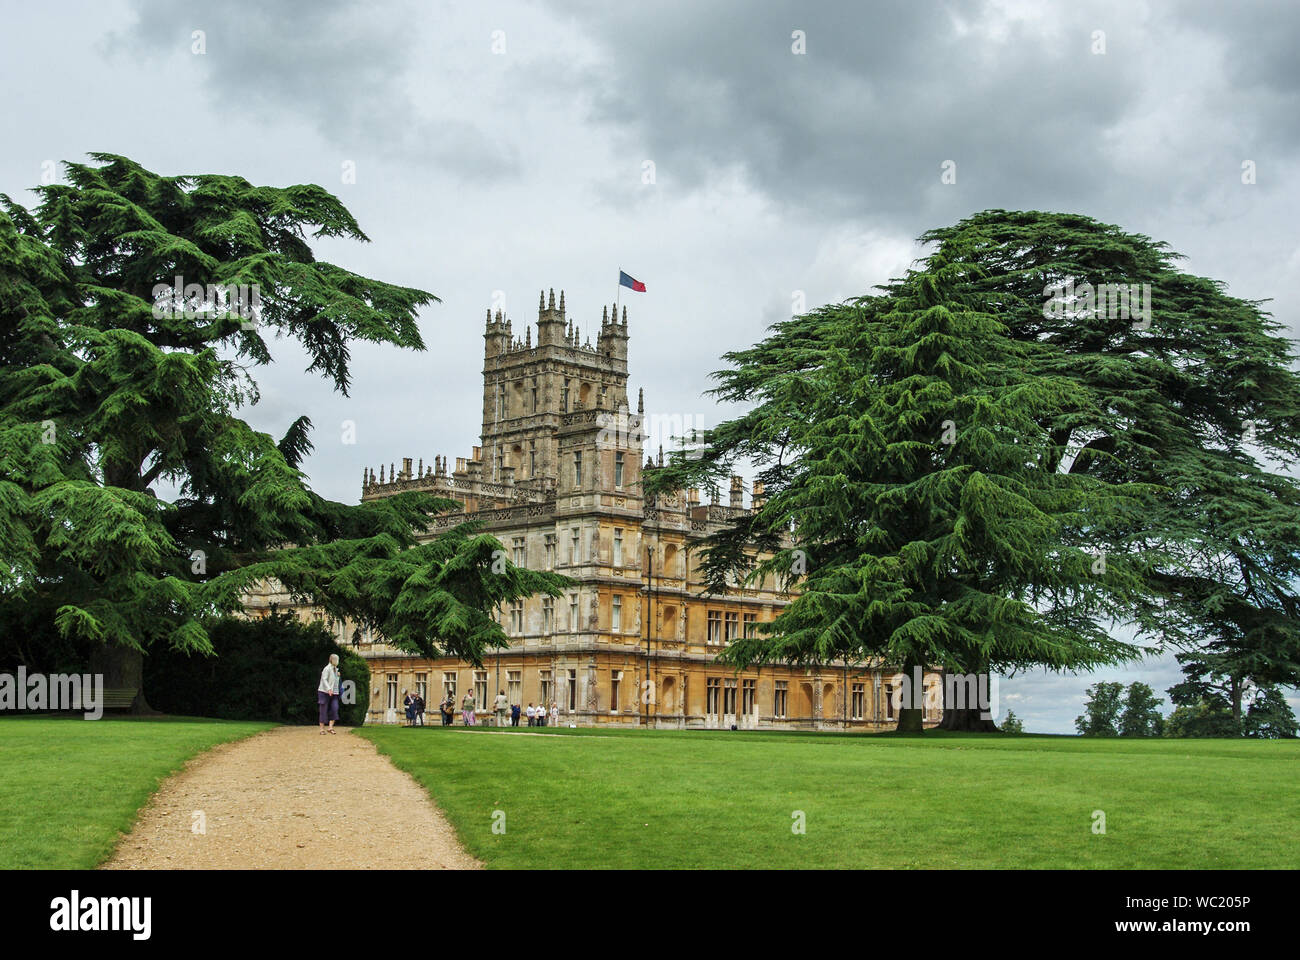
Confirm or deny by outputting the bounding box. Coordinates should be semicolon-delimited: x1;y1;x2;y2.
552;0;1300;234
113;0;521;181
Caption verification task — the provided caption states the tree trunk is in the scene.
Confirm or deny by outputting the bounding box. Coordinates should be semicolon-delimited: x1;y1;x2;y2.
89;644;156;715
1230;676;1243;732
939;706;999;732
894;659;926;733
937;666;1000;731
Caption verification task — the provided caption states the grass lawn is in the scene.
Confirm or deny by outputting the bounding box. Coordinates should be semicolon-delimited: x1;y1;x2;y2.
0;716;271;868
359;725;1299;869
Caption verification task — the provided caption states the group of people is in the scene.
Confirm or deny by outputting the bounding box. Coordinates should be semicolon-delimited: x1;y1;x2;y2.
402;690;427;726
409;689;561;728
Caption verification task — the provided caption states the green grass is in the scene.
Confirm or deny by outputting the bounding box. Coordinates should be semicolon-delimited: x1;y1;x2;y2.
0;716;271;868
358;725;1299;869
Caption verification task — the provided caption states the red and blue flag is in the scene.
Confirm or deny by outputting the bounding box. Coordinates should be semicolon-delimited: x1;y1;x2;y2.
619;270;646;293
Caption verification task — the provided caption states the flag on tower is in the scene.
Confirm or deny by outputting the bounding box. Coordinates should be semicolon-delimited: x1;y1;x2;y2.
618;270;646;292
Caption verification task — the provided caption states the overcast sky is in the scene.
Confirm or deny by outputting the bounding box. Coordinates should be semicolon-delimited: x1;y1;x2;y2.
3;0;1298;733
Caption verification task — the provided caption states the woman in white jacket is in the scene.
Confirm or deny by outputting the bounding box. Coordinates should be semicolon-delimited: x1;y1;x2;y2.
318;654;341;735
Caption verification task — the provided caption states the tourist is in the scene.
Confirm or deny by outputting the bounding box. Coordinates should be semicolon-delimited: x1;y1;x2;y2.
317;654;340;735
462;690;476;726
526;702;536;726
494;689;509;728
414;693;425;726
550;701;559;727
511;701;521;727
403;690;414;726
440;694;453;726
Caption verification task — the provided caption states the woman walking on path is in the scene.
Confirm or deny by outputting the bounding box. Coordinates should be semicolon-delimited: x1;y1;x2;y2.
462;690;476;726
318;654;341;735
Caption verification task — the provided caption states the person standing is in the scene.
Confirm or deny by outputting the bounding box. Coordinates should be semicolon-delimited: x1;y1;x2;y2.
403;690;414;727
462;690;476;726
318;654;341;735
494;689;509;728
440;693;453;726
550;700;559;727
511;701;521;727
414;693;425;726
525;702;536;727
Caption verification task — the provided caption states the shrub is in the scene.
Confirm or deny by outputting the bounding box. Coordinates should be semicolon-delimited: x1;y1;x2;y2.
144;613;369;725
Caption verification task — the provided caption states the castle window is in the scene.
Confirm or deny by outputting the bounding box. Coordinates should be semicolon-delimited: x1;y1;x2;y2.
707;610;722;645
573;451;582;487
611;671;621;712
570;527;580;564
442;672;457;701
612;595;622;632
512;537;526;567
706;678;721;715
474;671;488;709
532;386;538;412
569;594;579;633
613;528;623;566
544;535;556;569
725;611;739;642
387;674;398;711
508;670;521;704
540;670;552;707
742;679;756;715
542;597;554;633
852;683;865;720
743;613;757;638
567;669;578;711
561;379;570;410
614;452;624;488
774;681;788;718
529;441;536;476
723;678;737;715
509;599;523;634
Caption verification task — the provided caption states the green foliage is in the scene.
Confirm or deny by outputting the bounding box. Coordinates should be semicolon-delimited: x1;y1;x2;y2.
999;710;1024;733
143;613;369;725
650;239;1157;702
648;209;1300;729
0;154;569;670
1165;680;1298;738
1164;697;1239;738
1075;681;1124;736
1118;681;1165;737
1243;686;1298;739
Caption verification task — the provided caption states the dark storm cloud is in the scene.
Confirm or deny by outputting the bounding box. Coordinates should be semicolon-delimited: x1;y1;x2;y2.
112;0;520;181
552;0;1300;234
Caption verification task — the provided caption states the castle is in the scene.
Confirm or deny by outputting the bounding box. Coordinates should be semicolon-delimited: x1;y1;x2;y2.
246;289;941;729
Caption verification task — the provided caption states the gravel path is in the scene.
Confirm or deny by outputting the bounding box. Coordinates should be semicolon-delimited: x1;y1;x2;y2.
102;726;481;870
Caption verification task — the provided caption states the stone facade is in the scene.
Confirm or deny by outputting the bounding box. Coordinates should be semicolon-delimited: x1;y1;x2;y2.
245;289;941;730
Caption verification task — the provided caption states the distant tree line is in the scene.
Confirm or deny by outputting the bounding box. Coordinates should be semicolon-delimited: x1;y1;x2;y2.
1075;680;1297;738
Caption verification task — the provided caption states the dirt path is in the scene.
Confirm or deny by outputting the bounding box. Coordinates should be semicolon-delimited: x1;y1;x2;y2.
102;726;481;870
